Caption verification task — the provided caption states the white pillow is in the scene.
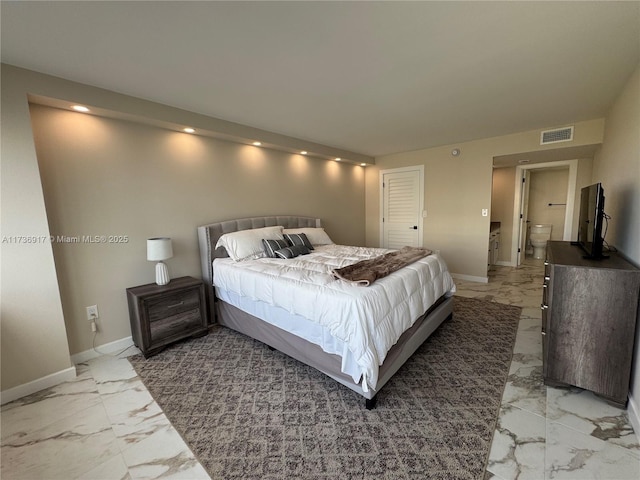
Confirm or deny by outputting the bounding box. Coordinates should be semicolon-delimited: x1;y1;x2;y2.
215;226;284;261
283;227;333;246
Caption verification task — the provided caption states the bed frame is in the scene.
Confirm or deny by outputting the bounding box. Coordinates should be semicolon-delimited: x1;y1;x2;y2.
197;215;453;409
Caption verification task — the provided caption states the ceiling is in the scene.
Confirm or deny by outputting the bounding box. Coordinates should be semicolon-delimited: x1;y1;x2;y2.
2;1;639;158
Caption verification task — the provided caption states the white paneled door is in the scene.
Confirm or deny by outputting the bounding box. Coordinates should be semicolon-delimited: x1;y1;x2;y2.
381;167;423;249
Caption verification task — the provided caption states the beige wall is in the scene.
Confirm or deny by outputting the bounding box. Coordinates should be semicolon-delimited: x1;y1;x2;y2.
573;158;596;235
591;65;640;423
30;104;366;355
1;64;365;394
592;66;640;262
490;167;516;263
367;146;492;280
527;168;569;242
365;119;605;279
1;68;74;392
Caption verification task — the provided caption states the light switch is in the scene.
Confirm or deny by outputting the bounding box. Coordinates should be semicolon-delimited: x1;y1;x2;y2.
422;210;427;218
482;209;488;217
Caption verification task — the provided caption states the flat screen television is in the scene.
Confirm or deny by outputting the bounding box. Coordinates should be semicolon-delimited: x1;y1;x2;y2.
576;182;607;259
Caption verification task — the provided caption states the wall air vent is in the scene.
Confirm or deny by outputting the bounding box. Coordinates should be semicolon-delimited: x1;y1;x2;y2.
540;126;574;145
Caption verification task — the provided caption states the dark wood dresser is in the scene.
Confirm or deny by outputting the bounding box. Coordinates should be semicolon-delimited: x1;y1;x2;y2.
127;276;208;358
542;241;640;406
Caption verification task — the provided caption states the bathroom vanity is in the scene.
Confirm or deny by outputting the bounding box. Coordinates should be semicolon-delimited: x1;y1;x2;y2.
542;241;640;406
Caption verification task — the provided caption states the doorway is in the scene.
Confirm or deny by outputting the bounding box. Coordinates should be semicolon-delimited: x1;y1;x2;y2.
511;160;578;266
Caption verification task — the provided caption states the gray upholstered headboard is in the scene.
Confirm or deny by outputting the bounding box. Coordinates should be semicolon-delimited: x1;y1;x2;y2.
197;215;321;323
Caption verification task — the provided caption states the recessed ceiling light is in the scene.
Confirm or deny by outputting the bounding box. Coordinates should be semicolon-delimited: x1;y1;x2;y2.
71;105;90;113
335;158;341;162
183;127;195;134
300;151;308;155
252;141;262;146
360;163;367;167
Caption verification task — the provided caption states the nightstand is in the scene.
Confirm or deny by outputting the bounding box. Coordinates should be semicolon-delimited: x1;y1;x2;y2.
126;276;208;358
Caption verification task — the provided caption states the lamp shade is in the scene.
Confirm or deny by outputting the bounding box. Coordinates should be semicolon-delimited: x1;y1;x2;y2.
147;238;173;261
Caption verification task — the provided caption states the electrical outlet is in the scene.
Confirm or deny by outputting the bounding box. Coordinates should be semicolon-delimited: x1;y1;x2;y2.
482;208;488;217
86;305;99;321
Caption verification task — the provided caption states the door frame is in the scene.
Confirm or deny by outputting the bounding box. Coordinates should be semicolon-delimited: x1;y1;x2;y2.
517;170;531;266
510;159;578;266
379;165;424;248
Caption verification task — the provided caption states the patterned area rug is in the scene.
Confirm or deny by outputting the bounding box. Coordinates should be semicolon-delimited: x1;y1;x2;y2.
130;296;520;480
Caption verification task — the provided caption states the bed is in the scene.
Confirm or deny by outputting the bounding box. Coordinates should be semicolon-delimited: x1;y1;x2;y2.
197;215;456;409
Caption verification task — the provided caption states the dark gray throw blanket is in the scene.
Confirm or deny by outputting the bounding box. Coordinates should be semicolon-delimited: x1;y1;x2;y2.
331;246;432;286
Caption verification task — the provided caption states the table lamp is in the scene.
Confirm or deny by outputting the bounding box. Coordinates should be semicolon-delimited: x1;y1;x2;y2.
147;237;173;285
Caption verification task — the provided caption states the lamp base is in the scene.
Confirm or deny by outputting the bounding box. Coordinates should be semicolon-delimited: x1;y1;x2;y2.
155;261;170;286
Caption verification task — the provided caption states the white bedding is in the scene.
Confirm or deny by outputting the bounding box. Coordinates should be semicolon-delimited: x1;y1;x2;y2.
213;244;456;390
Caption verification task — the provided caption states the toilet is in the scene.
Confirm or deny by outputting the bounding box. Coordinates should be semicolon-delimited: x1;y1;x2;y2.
530;224;552;260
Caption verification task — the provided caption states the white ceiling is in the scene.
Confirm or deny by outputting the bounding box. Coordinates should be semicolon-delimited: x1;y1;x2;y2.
2;1;639;157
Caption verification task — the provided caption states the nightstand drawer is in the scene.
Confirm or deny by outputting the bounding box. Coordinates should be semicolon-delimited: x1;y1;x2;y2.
150;308;202;342
147;289;200;322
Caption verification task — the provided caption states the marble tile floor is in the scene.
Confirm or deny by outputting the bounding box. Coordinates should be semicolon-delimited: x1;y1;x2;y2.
2;258;638;479
457;258;640;480
1;348;210;480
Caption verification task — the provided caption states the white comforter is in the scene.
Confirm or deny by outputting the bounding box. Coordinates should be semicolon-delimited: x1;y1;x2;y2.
213;244;456;390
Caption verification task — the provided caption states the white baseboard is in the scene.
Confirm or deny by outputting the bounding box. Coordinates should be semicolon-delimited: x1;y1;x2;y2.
628;393;640;443
70;336;137;364
1;366;77;405
1;337;137;405
451;273;489;284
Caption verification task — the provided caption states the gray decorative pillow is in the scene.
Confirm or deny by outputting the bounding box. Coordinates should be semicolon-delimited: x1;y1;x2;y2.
274;245;310;259
262;239;290;258
283;233;314;250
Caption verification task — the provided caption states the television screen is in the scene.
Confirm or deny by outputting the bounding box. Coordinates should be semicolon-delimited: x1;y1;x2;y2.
577;183;605;259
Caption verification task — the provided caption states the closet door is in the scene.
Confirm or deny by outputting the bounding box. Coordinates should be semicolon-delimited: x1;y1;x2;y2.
381;167;423;249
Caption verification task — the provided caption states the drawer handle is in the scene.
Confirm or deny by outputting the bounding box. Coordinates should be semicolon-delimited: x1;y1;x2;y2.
543;284;548;289
541;304;548;310
544;261;549;266
544;276;550;281
167;301;184;308
541;331;546;336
